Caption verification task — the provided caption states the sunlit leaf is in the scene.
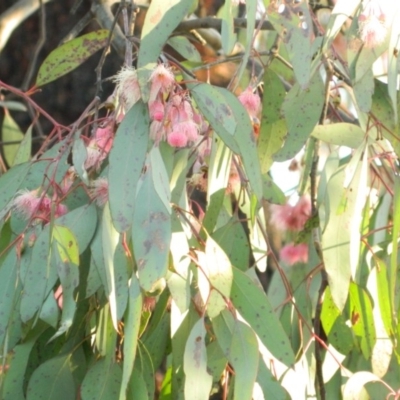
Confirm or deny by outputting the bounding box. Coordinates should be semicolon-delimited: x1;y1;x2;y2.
183;318;213;400
274;72;325;161
312;123;366;149
342;371;387;400
230;267;295;366
1;111;24;167
36;30;110;87
119;274;142;400
212;310;259;400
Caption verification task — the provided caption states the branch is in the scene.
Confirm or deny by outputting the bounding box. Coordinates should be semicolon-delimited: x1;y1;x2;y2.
0;0;53;53
175;17;274;33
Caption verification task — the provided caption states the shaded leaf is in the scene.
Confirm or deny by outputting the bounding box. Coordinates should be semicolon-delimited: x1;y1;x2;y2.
13;125;32;165
133;160;171;291
167;36;201;62
108;101;149;232
26;355;75;400
36;30;110;87
81;359;122;400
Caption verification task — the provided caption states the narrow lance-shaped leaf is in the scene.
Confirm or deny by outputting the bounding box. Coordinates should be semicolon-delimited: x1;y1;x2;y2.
1;110;24;167
274;72;325;161
108;101;149;232
13;124;32;165
119;274;143;400
230;267;295;366
183;318;213;400
36;30;110;87
50;225;80;340
212;310;259;400
133;158;172;291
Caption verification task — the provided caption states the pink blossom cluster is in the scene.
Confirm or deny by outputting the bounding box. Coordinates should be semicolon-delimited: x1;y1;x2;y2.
85;122;114;171
12;189;68;222
238;86;261;139
270;195;311;266
358;0;389;48
114;64;206;149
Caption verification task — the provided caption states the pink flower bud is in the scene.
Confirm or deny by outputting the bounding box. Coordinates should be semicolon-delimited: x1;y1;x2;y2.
149;64;175;102
90;178;109;207
149;100;165;121
280;243;308;265
168;130;188;148
114;66;142;111
12;190;40;219
238;87;261;118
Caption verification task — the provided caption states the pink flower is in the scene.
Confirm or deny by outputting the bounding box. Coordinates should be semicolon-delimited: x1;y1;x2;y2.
90;178;109;207
238;87;261;118
149;100;165;121
168;130;188;148
94;124;114;154
149;64;175;102
358;0;388;48
179;120;199;142
114;66;142;111
55;204;68;218
280;243;308;265
12;190;40;219
149;120;167;143
270;195;311;232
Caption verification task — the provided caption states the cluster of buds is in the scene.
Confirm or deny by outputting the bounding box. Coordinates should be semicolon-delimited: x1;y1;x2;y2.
114;64;207;149
270;195;311;266
358;0;390;48
84;122;114;171
11;189;68;223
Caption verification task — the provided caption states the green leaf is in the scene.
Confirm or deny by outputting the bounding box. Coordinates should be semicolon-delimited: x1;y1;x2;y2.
50;225;80;339
322;148;368;311
127;368;150;400
26;355;75;400
36;30;110;87
230;267;295;366
119;275;143;400
220;0;236;55
0;250;18;347
262;173;286;204
72;134;89;185
108;101;149;232
81;359;122;400
312;123;366;149
347;282;376;359
342;371;386;400
269;3;313;87
20;225;57;322
321;286;354;355
212;310;259;400
133;159;171;291
183;318;213;400
212;216;250;271
166;36;201;62
0;162;31;216
1;325;47;400
102;203;124;330
274;72;325;161
138;0;194;68
13;124;32;165
55;203;97;254
1;111;24;167
373;258;395;339
258;119;287;174
256;357;289;400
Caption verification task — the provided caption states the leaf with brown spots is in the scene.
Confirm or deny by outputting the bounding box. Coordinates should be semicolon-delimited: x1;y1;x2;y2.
35;30;110;87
